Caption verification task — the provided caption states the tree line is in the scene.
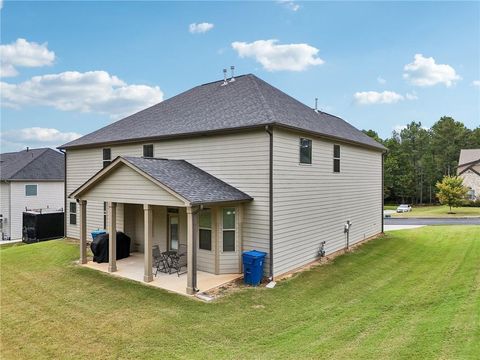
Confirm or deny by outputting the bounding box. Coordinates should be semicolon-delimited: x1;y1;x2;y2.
363;116;480;205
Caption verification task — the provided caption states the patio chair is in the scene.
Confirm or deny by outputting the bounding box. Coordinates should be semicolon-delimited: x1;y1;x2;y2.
169;244;187;276
152;245;168;276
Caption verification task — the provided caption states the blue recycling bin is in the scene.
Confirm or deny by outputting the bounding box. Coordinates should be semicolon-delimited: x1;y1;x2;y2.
242;250;267;286
91;229;107;240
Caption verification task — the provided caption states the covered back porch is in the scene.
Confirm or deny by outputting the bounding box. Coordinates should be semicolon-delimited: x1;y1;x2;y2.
71;156;252;295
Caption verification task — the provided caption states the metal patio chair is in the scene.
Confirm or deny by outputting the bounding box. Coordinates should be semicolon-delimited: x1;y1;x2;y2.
152;245;168;276
169;244;187;276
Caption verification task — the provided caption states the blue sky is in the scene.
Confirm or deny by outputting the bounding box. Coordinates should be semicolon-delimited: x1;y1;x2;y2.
1;1;479;152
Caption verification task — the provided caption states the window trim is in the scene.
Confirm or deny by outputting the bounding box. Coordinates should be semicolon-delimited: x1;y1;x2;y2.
103;148;112;168
221;207;236;253
198;209;212;251
333;144;341;173
69;202;77;225
299;138;312;165
143;144;154;158
25;184;38;197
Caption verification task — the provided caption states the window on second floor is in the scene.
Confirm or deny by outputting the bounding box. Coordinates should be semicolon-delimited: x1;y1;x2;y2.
25;184;37;196
103;148;111;168
299;138;312;164
143;144;154;158
333;144;341;173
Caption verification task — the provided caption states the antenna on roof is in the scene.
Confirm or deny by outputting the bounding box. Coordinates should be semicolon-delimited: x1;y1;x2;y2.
221;68;228;86
314;98;319;112
229;66;235;82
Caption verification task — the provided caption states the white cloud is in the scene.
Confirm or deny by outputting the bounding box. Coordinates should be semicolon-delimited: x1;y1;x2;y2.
472;80;480;87
277;0;300;11
231;39;324;72
0;70;164;118
189;22;214;34
377;76;386;84
403;54;460;87
0;127;82;151
405;92;418;100
0;0;3;11
2;127;81;143
0;38;55;77
354;91;405;105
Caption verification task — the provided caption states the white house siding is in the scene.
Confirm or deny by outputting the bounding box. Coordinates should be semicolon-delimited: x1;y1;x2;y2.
8;181;64;240
459;165;480;200
66;130;270;263
272;128;383;275
0;182;11;239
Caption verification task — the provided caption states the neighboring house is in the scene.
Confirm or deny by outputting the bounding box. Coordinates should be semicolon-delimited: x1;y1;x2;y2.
457;149;480;200
59;73;386;294
0;148;65;240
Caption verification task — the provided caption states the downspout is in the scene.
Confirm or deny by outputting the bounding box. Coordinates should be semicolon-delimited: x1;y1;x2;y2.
265;125;274;280
381;152;385;233
60;149;67;238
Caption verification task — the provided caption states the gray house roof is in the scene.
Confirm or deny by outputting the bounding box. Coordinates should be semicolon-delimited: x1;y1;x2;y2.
59;74;386;151
71;156;253;205
458;149;480;166
0;148;65;181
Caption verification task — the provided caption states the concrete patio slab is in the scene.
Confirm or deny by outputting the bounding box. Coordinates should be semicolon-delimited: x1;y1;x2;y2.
82;252;241;296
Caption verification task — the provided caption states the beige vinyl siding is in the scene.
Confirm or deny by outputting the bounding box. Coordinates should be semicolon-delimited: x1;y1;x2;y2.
9;181;64;240
272;128;383;275
66;130;269;263
80;165;185;206
0;182;11;239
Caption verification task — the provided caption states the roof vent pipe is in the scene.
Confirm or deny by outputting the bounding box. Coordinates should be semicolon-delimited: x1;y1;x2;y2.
314;98;318;112
221;68;228;86
229;66;235;82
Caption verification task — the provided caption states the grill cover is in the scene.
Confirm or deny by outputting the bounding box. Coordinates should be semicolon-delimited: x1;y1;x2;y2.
91;232;131;263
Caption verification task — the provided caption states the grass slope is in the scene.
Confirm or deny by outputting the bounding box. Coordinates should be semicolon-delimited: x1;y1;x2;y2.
1;226;479;359
389;205;480;218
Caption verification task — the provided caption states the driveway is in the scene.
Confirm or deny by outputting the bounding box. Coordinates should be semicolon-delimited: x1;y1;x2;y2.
385;217;480;226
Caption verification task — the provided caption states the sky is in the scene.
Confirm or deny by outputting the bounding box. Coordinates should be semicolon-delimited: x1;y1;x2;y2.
1;1;479;152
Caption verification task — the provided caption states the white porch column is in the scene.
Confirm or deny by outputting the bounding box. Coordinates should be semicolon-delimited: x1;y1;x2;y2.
143;204;153;283
186;206;196;295
79;200;87;264
108;202;117;272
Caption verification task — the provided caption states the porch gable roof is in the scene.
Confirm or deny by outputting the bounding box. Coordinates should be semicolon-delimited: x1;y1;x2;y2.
69;156;253;206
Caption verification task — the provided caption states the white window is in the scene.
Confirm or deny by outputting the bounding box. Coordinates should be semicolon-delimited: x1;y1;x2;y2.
333;144;341;173
143;144;154;158
299;138;312;164
103;148;111;168
25;184;37;196
199;209;212;251
222;208;236;252
69;202;77;225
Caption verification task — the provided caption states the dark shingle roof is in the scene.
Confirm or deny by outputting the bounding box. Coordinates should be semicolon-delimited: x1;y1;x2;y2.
0;148;64;181
123;156;252;205
60;74;385;151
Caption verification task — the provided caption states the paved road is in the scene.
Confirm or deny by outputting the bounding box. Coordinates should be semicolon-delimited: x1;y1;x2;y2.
385;217;480;225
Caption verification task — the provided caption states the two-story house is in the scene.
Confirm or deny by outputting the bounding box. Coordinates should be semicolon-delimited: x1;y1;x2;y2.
457;149;480;200
59;74;386;295
0;148;65;240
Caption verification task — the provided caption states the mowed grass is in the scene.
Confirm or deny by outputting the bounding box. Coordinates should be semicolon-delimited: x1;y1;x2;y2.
1;226;479;359
390;205;480;218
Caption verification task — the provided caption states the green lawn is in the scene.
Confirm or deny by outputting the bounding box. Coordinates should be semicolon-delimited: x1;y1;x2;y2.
390;205;480;218
1;227;479;359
